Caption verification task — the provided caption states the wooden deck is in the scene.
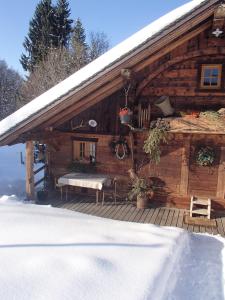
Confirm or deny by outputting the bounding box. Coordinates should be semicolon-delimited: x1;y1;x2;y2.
42;195;225;237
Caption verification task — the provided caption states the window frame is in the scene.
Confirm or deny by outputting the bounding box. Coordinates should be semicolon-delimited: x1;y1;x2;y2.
200;64;222;90
72;137;98;163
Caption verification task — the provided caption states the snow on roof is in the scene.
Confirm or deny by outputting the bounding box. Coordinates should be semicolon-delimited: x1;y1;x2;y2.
0;0;208;139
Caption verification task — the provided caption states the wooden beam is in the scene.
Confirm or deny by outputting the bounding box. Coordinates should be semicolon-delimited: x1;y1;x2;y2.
180;138;191;196
26;141;35;200
43;77;124;129
134;20;212;75
217;146;225;199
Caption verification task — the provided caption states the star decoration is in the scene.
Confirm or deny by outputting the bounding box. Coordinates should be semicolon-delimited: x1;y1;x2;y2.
212;28;224;37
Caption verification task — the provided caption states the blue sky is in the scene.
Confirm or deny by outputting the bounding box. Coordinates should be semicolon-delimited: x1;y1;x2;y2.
0;0;190;75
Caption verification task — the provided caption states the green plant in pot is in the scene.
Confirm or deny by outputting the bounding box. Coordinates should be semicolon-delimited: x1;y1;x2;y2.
128;177;153;209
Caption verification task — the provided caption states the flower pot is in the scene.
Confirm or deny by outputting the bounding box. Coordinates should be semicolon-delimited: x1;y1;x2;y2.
137;193;149;209
119;108;133;124
120;114;132;124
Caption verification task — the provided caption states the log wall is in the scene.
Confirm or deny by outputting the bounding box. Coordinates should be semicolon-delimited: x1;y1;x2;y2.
141;29;225;118
46;132;225;210
135;133;225;210
47;133;132;179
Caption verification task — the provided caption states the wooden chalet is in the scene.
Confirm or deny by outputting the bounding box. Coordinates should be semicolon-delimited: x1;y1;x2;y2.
1;0;225;211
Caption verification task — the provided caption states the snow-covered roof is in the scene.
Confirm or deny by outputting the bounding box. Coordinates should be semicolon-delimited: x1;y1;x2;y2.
0;0;211;141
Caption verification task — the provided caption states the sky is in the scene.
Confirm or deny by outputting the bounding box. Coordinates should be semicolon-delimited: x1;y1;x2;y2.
0;0;190;75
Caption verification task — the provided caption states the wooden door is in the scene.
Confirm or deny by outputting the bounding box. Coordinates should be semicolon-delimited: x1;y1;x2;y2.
216;147;225;199
149;144;183;195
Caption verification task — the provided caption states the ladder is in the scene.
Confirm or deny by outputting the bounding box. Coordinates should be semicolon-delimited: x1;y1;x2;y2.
190;196;211;220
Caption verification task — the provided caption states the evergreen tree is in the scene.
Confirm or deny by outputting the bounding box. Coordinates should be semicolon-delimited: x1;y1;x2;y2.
20;0;57;72
55;0;73;47
70;18;88;70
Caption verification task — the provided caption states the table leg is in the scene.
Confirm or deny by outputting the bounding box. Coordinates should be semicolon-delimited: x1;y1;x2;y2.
66;186;68;201
96;190;99;204
102;191;104;205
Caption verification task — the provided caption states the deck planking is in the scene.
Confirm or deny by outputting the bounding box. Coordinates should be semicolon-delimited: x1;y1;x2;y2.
44;196;225;237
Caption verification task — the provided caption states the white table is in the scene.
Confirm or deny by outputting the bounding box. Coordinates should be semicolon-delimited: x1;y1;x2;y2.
58;173;111;203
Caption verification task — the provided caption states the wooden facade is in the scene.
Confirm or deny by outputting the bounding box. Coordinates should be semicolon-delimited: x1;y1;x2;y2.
1;1;225;210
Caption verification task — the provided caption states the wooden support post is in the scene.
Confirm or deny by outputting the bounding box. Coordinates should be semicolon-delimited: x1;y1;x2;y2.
217;147;225;199
180;138;190;196
26;141;35;200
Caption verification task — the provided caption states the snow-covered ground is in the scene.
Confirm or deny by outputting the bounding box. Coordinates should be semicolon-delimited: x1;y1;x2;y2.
0;144;26;197
0;145;225;299
0;200;224;300
0;144;44;198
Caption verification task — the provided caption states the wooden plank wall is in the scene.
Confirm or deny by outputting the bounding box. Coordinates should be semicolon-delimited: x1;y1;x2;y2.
46;132;225;210
135;133;225;209
59;91;129;136
142;30;225;117
47;133;133;180
136;133;183;195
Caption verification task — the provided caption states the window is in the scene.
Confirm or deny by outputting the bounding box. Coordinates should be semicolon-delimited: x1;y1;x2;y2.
200;64;222;89
73;140;96;163
79;142;85;160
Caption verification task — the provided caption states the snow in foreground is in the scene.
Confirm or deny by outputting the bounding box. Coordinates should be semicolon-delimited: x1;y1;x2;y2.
0;144;44;197
0;144;26;196
0;200;225;300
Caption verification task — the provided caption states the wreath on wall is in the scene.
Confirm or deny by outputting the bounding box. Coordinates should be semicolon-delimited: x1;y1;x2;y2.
109;137;130;160
196;146;215;167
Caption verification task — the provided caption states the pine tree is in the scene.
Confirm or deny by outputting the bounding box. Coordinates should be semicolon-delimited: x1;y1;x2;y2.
70;18;88;70
55;0;73;47
20;0;57;72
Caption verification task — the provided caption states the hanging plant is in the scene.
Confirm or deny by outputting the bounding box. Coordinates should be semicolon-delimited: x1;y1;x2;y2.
119;83;133;124
196;146;215;167
143;119;170;164
119;107;133;124
110;138;130;160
